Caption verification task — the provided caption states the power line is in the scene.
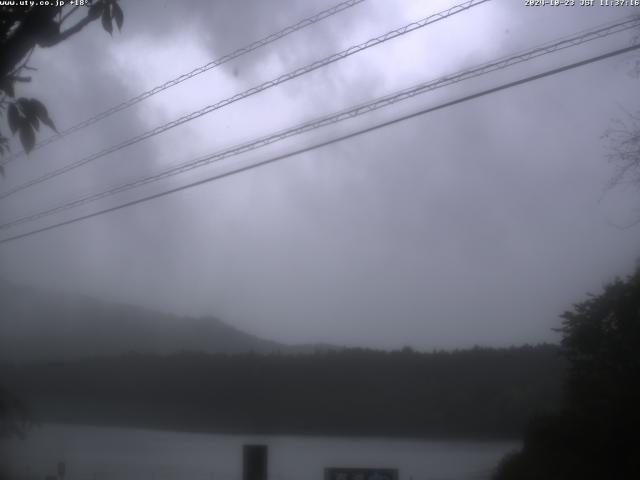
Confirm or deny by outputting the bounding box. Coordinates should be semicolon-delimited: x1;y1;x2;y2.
2;14;638;232
0;0;490;200
0;0;368;165
2;42;638;246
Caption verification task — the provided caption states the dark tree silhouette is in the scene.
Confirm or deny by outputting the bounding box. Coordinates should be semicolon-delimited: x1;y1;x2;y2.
602;34;640;226
494;265;640;480
604;111;640;218
0;0;124;170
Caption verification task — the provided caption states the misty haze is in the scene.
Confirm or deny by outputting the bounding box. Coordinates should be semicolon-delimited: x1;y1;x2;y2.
1;1;639;480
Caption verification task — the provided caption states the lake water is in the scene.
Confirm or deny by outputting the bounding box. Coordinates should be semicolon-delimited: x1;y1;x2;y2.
1;424;519;480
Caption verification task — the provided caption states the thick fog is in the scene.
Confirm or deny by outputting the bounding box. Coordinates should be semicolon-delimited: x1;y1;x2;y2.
1;0;640;350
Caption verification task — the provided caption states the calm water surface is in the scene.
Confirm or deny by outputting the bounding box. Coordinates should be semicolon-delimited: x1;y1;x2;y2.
2;424;519;480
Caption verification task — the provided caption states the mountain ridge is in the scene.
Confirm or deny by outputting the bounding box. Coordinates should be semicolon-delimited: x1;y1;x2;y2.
0;280;335;363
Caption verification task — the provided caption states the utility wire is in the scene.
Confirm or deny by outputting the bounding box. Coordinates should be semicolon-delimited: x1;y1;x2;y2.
2;42;638;246
0;0;490;200
0;0;368;165
2;14;638;232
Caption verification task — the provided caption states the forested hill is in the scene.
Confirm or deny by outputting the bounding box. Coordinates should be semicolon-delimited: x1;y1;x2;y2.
0;281;325;362
1;345;564;438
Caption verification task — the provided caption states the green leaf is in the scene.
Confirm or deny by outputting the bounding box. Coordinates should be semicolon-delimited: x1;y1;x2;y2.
7;104;20;135
17;98;39;130
101;8;113;34
112;2;123;30
19;123;35;153
28;98;57;133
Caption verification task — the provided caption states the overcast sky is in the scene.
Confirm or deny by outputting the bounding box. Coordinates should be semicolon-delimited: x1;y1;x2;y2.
1;0;640;350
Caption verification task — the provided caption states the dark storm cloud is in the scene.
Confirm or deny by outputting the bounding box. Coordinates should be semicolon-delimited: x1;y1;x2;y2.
122;0;370;80
2;0;640;351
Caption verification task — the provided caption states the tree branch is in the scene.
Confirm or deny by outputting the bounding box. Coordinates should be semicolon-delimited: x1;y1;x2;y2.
52;13;95;45
7;47;34;78
60;5;80;25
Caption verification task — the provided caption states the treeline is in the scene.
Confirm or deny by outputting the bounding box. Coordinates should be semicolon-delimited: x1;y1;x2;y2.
1;345;563;438
493;267;640;479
